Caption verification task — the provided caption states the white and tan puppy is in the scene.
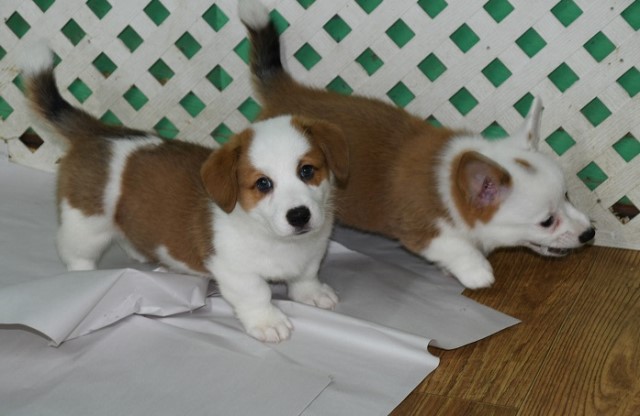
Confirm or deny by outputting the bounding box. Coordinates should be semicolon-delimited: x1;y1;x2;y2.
21;46;348;342
239;0;595;289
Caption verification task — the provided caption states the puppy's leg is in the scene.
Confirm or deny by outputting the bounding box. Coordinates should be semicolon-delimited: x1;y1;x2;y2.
216;270;292;342
57;200;114;271
422;235;495;289
288;262;338;309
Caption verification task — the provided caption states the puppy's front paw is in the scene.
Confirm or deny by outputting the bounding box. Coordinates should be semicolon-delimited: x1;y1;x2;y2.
290;282;338;309
240;305;293;343
454;262;495;289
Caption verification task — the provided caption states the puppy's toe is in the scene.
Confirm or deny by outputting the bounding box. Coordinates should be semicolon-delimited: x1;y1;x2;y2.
243;306;293;343
456;266;495;289
294;283;339;309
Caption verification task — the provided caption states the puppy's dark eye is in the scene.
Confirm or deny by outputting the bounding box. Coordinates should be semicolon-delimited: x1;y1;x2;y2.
299;165;315;181
540;216;555;228
255;177;273;193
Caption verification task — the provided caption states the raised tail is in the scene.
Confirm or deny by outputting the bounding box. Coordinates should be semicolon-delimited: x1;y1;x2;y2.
20;43;146;141
238;0;288;95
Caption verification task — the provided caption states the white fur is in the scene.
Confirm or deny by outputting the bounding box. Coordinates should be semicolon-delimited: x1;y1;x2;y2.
428;97;594;288
17;41;55;77
238;0;270;29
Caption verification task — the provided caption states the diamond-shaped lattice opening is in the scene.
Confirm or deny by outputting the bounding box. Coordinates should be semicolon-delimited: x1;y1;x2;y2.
68;78;93;103
484;0;514;23
609;196;639;225
418;53;447;82
356;48;383;76
18;128;44;153
324;15;351;43
13;75;26;94
482;122;508;140
426;115;442;128
449;87;478;115
238;97;261;122
580;98;611;127
551;0;583;27
450;24;479;53
418;0;448;18
180;91;206;118
207;65;233;91
269;10;289;36
387;82;415;108
545;128;576;156
144;0;170;26
548;62;579;92
0;46;6;61
19;128;44;153
34;0;55;12
93;53;117;78
513;93;534;117
621;1;640;31
87;0;112;19
577;161;607;191
294;43;321;70
123;85;149;111
297;0;315;10
212;123;233;145
326;76;353;95
234;38;250;64
584;32;615;63
148;59;174;85
203;4;229;32
612;133;640;162
516;28;547;58
355;0;383;14
617;67;640;97
6;12;31;39
100;110;123;126
175;32;202;59
386;19;415;48
62;19;86;46
154;117;178;140
0;96;14;120
482;58;512;87
118;26;143;52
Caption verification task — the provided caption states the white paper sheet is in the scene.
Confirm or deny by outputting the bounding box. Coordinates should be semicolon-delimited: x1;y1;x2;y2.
0;150;518;415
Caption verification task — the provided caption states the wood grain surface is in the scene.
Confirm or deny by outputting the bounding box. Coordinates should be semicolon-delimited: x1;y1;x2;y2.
392;246;640;415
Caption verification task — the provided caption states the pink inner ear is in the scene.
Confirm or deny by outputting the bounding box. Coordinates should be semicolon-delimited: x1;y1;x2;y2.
476;176;499;207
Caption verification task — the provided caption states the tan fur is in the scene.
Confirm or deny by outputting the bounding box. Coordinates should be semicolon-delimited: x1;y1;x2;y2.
257;73;458;253
116;141;214;273
515;158;536;173
451;151;512;226
201;129;255;213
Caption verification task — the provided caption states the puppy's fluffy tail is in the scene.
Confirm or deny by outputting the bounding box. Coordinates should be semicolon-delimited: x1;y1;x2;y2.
238;0;292;97
20;43;145;142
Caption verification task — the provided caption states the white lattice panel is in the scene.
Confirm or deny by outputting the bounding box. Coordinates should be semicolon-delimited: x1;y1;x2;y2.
1;0;639;249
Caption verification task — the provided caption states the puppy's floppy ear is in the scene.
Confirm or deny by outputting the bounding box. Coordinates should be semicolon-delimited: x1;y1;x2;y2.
291;116;349;185
200;130;251;213
452;151;512;224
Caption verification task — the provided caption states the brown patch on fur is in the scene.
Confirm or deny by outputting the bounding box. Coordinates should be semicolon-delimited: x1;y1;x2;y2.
237;156;271;212
117;141;214;273
451;151;512;226
515;158;536;173
290;116;349;185
201;129;254;213
256;72;459;253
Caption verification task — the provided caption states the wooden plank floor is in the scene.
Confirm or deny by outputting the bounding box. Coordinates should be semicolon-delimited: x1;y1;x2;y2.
391;245;640;415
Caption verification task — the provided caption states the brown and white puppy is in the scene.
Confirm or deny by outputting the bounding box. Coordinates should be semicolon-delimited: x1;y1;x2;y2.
21;45;348;342
239;0;595;289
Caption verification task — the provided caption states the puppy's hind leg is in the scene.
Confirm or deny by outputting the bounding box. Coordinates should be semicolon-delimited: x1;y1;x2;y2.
57;200;114;271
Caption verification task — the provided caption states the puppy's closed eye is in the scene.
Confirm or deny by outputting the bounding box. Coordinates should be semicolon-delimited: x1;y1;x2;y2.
539;216;555;228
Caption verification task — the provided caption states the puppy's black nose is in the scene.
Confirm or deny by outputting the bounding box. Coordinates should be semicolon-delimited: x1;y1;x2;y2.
579;227;596;244
286;206;311;228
